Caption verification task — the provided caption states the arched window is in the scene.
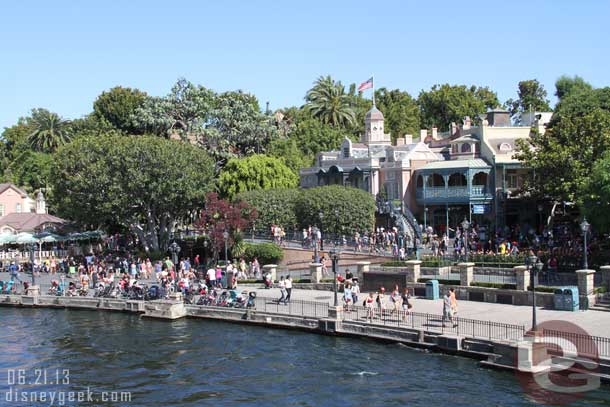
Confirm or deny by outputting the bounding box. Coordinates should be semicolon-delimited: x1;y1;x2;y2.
448;172;467;186
416;175;424;188
461;143;472;153
472;172;488;186
451;144;458;153
499;143;512;152
426;174;445;187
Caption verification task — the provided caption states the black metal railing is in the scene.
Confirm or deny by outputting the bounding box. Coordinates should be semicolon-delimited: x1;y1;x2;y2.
252;296;329;318
342;306;526;342
542;328;610;358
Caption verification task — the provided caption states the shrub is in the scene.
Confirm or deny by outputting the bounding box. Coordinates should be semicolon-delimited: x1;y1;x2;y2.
242;242;284;265
418;278;459;285
295;185;376;235
136;250;166;262
237;188;301;234
527;286;558;293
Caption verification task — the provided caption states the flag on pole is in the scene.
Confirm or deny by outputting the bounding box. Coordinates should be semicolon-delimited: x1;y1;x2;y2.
358;77;374;92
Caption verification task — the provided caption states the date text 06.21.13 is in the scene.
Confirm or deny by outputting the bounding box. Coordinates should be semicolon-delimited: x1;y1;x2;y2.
6;369;70;386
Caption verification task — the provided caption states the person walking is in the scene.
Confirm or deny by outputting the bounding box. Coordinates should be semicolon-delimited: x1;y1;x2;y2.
277;276;287;305
351;279;360;305
376;287;386;319
449;287;458;320
284;275;293;304
401;287;412;320
365;292;375;322
443;292;456;328
343;282;352;311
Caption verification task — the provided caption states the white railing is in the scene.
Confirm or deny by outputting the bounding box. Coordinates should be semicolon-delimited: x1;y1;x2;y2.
0;250;69;261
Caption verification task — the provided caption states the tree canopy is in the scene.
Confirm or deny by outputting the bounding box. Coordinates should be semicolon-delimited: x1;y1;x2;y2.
375;88;420;142
217;154;298;200
27;108;72;153
93;86;147;134
51;135;215;251
305;75;356;127
418;84;499;131
505;79;552;120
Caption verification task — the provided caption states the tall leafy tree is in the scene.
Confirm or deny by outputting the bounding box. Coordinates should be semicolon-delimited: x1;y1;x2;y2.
27;108;71;153
305;75;355;127
555;75;593;100
583;150;610;232
93;86;147;133
217;154;298;200
418;84;499;131
505;79;552;119
51;135;215;251
375;88;420;142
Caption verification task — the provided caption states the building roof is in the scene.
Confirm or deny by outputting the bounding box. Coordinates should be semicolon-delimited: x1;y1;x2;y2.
450;134;479;144
365;106;384;121
0;213;66;233
417;158;491;171
0;183;28;198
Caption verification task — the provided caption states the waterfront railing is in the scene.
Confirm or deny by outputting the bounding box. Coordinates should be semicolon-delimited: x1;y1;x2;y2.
341;306;526;342
542;328;610;358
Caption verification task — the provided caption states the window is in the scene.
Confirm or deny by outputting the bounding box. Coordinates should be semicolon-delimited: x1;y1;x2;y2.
499;143;512;152
461;143;471;153
0;204;4;217
343;147;350;158
507;174;519;189
15;203;21;213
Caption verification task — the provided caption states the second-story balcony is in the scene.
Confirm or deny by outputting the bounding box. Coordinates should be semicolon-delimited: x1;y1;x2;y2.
416;185;493;204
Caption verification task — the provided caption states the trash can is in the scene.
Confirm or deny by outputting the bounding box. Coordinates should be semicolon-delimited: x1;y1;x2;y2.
425;279;439;300
553;288;565;310
564;287;579;312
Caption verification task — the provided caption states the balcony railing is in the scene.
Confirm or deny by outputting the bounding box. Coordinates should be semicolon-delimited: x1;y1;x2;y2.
416;185;491;201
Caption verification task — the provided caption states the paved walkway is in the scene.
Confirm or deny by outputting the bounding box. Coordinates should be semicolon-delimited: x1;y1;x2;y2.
254;287;610;338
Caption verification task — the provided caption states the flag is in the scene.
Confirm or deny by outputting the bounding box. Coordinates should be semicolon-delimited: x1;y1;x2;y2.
358;77;373;92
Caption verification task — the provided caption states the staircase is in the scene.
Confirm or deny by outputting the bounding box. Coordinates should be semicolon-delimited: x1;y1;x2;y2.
591;294;610;312
378;199;422;245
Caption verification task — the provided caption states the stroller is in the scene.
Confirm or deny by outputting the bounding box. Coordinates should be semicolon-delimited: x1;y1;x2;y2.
145;285;161;301
2;280;14;294
263;274;273;289
48;280;65;296
233;290;248;308
246;291;257;309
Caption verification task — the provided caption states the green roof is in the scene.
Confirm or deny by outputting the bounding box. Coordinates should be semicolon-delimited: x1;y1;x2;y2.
418;158;491;171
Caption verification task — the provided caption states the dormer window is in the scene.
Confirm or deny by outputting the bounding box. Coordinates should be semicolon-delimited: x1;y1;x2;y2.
499;143;512;152
461;143;471;153
343;147;350;158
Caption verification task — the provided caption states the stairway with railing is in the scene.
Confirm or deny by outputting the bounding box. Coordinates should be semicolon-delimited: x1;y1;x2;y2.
382;200;423;245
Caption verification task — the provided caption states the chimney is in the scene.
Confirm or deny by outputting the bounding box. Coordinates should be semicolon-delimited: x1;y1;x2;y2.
420;129;427;140
463;116;471;130
395;138;405;146
450;122;457;136
404;134;413;144
431;127;438;139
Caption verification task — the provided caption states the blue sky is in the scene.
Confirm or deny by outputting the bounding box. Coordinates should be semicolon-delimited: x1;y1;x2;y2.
2;0;609;130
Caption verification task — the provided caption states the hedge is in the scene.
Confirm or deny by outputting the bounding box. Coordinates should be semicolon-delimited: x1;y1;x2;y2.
242;242;284;265
418;278;459;285
471;282;517;290
237;188;301;234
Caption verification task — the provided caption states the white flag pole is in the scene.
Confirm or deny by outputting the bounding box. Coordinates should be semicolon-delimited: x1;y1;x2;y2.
372;75;376;107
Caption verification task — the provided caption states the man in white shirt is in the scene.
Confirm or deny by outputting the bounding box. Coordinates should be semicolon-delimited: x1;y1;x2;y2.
206;268;216;286
284;276;293;304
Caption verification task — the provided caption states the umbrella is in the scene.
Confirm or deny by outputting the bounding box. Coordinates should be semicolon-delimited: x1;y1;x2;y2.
34;232;63;243
15;232;39;244
0;233;16;245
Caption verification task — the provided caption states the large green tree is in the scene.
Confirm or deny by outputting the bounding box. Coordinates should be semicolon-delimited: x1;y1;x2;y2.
305;75;355;127
583;150;610;232
505;79;552;119
51;135;215;251
93;86;147;133
555;75;593;100
237;188;301;234
27;108;72;153
375;88;420;142
218;154;298;200
418;84;499;131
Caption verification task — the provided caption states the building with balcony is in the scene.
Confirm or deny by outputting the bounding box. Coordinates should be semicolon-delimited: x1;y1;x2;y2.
299;105;440;211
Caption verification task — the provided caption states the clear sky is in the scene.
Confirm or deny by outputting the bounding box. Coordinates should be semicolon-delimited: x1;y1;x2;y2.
2;0;609;130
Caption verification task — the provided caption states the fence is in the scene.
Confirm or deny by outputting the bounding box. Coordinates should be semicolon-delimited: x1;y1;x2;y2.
542;328;610;359
192;295;330;319
342;306;526;342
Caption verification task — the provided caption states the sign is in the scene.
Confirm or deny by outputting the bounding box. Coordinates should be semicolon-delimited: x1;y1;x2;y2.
471;204;489;214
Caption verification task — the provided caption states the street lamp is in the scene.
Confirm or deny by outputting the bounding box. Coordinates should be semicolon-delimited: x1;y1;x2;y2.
168;241;181;293
527;254;542;332
424;207;428;230
580;217;590;269
29;243;36;287
313;227;320;263
334;208;340;246
329;248;340;307
318;210;324;250
223;230;229;267
461;217;470;260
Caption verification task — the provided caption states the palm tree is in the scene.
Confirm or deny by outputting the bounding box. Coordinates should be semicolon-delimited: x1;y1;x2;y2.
28;108;71;152
305;75;355;127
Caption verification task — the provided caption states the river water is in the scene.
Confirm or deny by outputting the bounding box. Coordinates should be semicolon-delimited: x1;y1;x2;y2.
0;308;608;407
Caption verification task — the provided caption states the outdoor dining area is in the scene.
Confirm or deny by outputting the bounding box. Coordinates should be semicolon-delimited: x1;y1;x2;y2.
0;231;104;261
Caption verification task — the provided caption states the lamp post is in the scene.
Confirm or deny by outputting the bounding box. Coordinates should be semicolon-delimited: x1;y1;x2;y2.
313;227;320;264
319;210;324;250
527;254;542;332
29;243;36;286
461;217;470;260
223;230;229;267
203;239;208;269
424;207;428;230
330;248;339;307
580;217;590;270
334;208;340;246
168;241;181;293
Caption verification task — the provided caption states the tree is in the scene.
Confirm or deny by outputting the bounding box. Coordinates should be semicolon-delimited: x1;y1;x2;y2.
217;154;298;200
295;186;376;236
27;108;71;153
195;192;256;257
237;188;302;234
267;137;313;174
131;78;216;138
505;79;552;119
93;86;147;133
206;91;278;168
51;135;215;251
305;75;355;127
517;105;610;203
583;151;610;233
555;75;593;100
418;84;499;131
290;118;352;156
375;88;420;142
